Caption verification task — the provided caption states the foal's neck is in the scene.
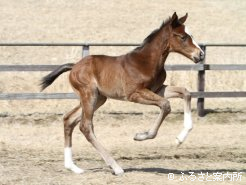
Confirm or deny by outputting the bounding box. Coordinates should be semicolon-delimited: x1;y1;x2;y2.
141;25;170;69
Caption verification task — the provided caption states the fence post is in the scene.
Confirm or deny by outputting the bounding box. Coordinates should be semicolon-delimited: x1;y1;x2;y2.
82;44;90;57
197;45;206;117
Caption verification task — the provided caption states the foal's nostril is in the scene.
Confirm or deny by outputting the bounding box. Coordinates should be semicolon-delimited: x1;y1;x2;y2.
200;51;205;60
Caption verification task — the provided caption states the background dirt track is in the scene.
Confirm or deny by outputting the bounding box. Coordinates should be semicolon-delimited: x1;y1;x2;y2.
0;112;246;185
0;0;246;184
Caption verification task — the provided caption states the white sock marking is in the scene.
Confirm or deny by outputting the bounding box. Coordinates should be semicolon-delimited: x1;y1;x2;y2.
64;147;84;174
176;112;193;144
184;112;193;130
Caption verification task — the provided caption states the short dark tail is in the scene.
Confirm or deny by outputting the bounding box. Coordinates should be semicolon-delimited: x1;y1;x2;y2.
40;63;74;91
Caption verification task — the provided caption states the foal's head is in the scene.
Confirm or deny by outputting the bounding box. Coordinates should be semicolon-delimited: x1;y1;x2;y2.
168;12;204;63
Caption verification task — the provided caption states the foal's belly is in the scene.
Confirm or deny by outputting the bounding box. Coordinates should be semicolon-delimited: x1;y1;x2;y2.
97;83;126;100
95;71;127;100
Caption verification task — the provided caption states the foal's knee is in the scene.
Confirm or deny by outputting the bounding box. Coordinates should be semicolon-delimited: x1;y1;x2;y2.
160;100;171;113
183;88;191;100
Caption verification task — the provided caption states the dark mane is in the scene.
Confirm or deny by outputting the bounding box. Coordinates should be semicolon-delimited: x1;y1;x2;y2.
134;17;171;50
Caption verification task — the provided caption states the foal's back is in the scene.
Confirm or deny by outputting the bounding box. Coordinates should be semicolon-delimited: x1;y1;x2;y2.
69;54;133;100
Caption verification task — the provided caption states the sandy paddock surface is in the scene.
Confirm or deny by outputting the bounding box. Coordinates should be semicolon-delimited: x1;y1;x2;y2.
0;111;246;185
0;0;246;184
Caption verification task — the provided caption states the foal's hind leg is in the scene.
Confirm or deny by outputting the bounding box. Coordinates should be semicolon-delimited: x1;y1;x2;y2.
63;104;83;173
159;85;193;146
64;105;82;147
63;96;107;174
79;91;124;175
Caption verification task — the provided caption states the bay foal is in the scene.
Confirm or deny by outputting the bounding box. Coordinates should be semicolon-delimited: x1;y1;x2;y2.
41;12;204;175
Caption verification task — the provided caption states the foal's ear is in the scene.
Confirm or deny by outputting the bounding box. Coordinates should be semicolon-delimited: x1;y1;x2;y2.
179;13;188;24
170;12;179;28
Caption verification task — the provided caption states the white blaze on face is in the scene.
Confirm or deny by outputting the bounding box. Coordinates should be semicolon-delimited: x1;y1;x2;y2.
184;26;204;55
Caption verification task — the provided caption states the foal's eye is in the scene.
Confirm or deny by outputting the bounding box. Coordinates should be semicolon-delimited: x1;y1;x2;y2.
181;35;188;41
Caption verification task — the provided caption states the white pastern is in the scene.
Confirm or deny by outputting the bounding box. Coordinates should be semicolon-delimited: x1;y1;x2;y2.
184;112;193;131
64;147;84;174
176;112;193;145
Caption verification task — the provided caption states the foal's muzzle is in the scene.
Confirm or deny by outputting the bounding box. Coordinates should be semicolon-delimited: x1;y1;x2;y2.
194;50;205;63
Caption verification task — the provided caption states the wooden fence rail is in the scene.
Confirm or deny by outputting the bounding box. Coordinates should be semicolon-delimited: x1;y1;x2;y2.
0;43;246;117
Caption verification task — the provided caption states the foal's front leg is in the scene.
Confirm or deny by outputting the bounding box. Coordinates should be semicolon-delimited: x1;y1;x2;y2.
128;88;171;141
158;85;193;145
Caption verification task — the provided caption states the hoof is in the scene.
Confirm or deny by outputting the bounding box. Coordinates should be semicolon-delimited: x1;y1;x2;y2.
134;132;154;141
114;168;124;176
175;138;183;147
65;163;84;174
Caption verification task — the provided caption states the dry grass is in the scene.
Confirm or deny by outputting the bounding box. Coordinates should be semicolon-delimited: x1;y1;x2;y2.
0;0;246;114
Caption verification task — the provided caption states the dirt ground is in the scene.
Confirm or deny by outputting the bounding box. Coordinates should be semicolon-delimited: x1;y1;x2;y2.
0;110;246;185
0;0;246;185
